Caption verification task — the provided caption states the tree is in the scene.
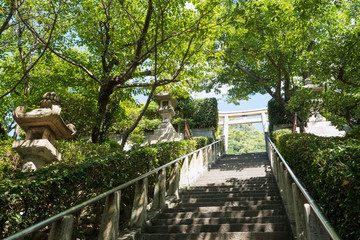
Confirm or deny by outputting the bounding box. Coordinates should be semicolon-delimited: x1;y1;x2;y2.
16;0;223;147
0;0;60;135
201;0;343;131
312;1;360;129
226;124;265;154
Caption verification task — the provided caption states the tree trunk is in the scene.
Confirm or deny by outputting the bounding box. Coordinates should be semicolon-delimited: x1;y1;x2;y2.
119;85;157;150
91;80;117;143
0;123;7;139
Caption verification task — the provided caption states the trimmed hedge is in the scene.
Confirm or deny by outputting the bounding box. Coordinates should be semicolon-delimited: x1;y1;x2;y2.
0;140;197;237
268;98;292;132
271;128;292;143
193;98;218;131
276;133;360;239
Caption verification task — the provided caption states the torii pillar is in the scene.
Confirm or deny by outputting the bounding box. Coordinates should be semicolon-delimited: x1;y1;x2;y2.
223;115;229;153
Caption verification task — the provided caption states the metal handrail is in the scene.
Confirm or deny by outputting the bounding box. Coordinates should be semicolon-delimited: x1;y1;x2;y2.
264;133;341;240
5;140;223;240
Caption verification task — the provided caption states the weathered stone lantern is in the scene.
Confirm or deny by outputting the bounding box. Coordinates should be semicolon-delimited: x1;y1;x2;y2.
155;91;178;127
147;91;183;144
12;92;76;171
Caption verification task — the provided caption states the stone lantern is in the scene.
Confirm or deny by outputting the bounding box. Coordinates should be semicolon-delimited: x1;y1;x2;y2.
155;91;178;128
147;91;183;144
12;92;76;171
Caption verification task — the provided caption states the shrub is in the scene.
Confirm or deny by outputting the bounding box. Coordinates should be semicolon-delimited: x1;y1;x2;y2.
0;139;197;237
193;98;218;131
271;128;292;143
268;98;292;132
193;136;209;149
276;133;360;239
346;126;360;140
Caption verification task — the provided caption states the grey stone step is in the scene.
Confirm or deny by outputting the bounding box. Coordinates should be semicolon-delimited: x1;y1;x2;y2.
180;192;281;198
157;209;286;219
141;231;293;240
150;216;289;225
166;204;285;212
181;198;282;205
144;223;290;233
140;152;293;240
180;195;282;201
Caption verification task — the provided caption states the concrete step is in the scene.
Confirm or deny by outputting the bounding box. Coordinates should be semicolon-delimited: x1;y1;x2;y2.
180;192;281;199
149;215;289;225
180;195;282;201
140;153;293;240
157;209;286;219
144;223;291;233
181;198;283;205
166;204;285;212
141;231;293;240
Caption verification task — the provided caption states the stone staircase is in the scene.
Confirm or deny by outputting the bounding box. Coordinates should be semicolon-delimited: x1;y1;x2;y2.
141;153;293;240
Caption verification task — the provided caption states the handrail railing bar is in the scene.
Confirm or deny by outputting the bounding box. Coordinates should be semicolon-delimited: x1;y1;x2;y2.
265;133;340;240
5;140;223;240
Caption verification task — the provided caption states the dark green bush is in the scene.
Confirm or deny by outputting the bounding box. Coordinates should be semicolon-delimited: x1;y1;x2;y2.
193;136;209;149
271;128;292;142
0;139;197;237
346;126;360;140
193;98;218;131
277;133;360;239
268;98;292;132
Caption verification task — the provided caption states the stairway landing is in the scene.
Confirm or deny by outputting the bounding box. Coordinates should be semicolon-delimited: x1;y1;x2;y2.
142;152;294;240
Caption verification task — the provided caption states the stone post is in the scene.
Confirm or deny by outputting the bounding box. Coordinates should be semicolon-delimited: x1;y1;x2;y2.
131;178;148;227
284;170;295;225
179;156;189;188
304;204;331;240
98;191;121;240
152;169;166;210
292;183;307;240
48;215;74;240
168;163;180;199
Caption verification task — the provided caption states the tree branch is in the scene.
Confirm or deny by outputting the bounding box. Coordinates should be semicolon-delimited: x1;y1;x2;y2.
17;13;101;84
0;12;58;100
0;0;15;36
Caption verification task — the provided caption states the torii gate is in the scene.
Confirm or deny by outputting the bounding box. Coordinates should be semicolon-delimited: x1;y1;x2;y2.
218;108;268;152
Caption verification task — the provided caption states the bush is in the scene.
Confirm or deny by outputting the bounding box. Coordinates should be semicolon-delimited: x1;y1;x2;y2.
193;98;218;131
271;128;292;143
276;133;360;239
193;136;209;149
268;98;292;132
346;126;360;140
0;139;197;237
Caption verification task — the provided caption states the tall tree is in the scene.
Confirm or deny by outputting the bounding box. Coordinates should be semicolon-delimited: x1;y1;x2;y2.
0;0;59;135
313;1;360;129
19;0;223;145
201;0;341;130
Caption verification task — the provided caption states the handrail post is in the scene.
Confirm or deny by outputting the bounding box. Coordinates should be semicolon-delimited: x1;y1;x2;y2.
98;191;121;240
130;178;148;227
179;156;189;189
48;215;74;240
189;153;197;184
284;170;295;225
168;162;180;199
279;162;287;203
152;169;166;210
292;183;307;240
304;204;331;240
197;149;203;175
